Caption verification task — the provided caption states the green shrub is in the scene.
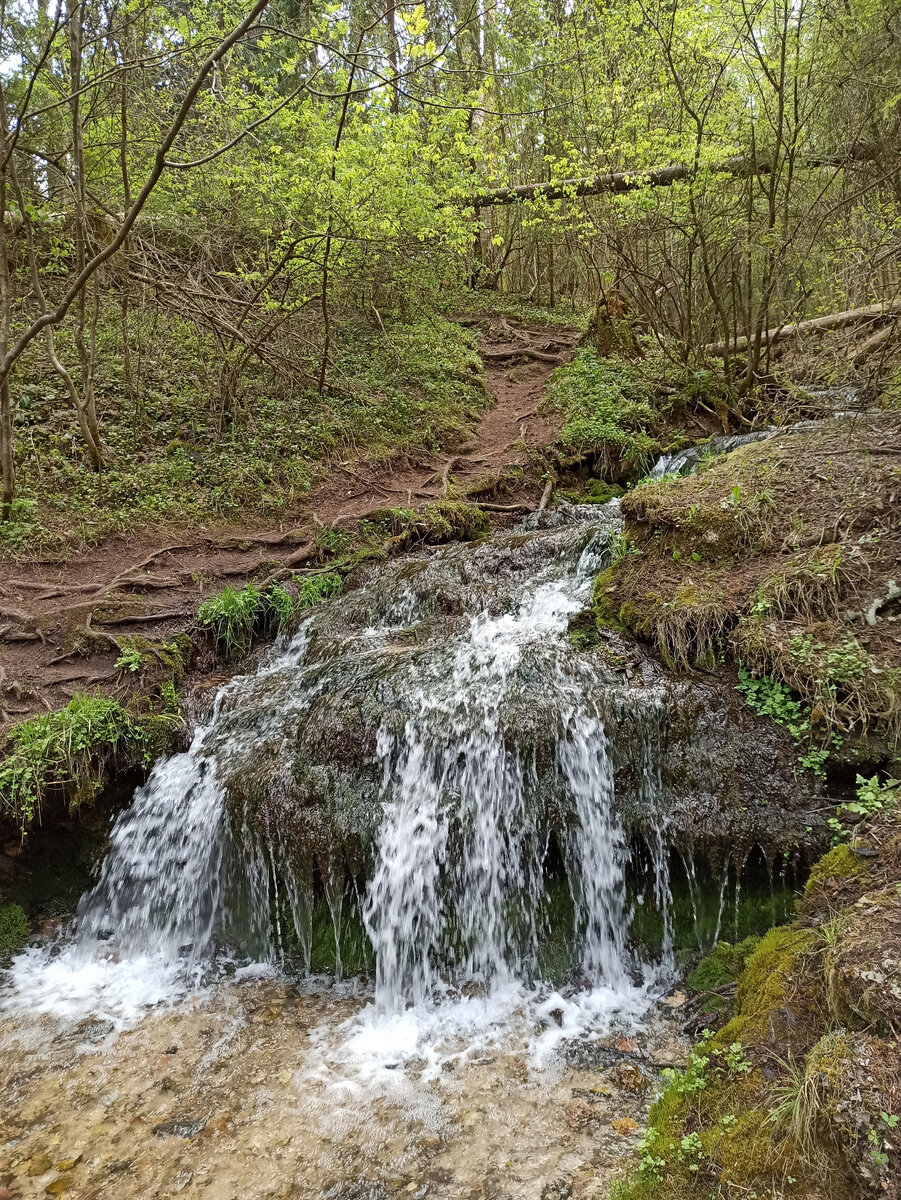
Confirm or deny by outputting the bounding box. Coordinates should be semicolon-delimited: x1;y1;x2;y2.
0;695;141;827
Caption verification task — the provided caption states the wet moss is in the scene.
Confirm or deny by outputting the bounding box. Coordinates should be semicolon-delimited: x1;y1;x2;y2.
799;844;867;914
720;925;818;1046
687;936;760;1012
592;566;627;630
0;902;28;961
379;500;491;550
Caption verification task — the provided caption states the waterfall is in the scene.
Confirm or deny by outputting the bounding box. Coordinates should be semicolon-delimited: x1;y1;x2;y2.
3;503;672;1023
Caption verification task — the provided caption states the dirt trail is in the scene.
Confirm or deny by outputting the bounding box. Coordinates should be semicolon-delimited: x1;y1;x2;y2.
0;322;575;731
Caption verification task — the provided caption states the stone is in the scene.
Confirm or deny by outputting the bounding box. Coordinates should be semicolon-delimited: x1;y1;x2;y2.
610;1118;639;1136
662;990;688;1008
27;1153;53;1176
152;1118;207;1139
609;1061;650;1093
563;1099;598;1130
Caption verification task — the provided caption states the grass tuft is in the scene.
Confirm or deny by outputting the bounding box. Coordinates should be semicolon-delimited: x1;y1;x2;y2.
0;695;145;828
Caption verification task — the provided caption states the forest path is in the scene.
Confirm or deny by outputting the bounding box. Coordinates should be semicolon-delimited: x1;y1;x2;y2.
0;321;576;730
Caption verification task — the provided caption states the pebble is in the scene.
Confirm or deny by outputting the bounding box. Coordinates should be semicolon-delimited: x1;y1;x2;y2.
152;1118;207;1139
609;1061;650;1093
610;1118;639;1136
662;990;688;1008
27;1152;53;1176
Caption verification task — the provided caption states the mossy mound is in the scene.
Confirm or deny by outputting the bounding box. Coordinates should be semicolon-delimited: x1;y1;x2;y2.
0;691;184;833
798;843;868;917
616;812;901;1200
686;935;760;1016
597;414;901;748
376;500;491;551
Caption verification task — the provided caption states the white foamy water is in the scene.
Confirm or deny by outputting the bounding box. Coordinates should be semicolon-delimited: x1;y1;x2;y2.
3;504;672;1061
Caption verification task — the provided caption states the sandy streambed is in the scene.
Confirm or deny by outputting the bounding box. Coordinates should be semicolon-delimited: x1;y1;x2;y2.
0;975;689;1200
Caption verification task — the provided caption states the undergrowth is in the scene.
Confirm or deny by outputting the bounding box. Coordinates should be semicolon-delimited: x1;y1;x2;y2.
0;695;157;828
735;667;838;777
543;350;659;477
0;902;29;961
2;310;485;558
198;572;343;659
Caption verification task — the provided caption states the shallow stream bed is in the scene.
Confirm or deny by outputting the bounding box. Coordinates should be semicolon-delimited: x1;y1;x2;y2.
1;975;689;1200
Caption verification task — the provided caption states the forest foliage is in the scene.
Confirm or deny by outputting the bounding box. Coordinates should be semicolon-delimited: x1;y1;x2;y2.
0;0;898;536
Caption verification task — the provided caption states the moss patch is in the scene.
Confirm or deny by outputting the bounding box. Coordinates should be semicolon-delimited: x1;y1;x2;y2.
377;500;491;550
542;350;661;479
617;813;901;1200
0;902;28;961
687;936;760;1014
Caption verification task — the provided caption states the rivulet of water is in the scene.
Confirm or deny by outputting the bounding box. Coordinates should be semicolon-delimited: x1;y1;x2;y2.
3;503;672;1034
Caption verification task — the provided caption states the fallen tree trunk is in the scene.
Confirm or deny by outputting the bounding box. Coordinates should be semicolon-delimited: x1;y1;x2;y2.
706;302;900;358
852;320;899;365
454;155;854;209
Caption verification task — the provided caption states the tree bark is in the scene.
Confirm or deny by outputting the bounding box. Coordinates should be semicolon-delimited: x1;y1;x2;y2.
454;155;856;209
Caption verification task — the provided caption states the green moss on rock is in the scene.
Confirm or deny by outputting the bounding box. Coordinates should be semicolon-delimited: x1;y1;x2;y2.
800;844;868;914
687;936;760;1013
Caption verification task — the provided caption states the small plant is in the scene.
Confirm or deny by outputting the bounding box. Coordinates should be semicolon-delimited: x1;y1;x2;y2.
198;574;343;659
736;665;839;777
720;1041;752;1074
636;1128;667;1180
610;532;642;566
868;1112;899;1171
677;1131;704;1172
828;773;900;842
737;667;810;740
115;644;146;673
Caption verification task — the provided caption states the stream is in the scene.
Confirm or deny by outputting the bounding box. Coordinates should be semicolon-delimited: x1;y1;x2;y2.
1;500;802;1199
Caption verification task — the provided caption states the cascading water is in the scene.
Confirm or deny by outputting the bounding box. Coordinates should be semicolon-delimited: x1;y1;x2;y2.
3;503;673;1031
363;529;632;1010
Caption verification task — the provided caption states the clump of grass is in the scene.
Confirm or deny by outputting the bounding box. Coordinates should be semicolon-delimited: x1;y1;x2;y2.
544;349;658;477
295;571;343;608
379;500;490;549
198;574;343;659
198;583;268;659
0;694;143;828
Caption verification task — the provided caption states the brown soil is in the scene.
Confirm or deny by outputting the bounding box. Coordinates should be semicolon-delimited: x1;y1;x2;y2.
0;324;571;732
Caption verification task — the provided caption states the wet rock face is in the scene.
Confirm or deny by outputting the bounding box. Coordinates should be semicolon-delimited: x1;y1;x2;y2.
204;507;821;878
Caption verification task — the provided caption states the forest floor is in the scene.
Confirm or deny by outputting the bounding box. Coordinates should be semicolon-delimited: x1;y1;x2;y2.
0;320;573;732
